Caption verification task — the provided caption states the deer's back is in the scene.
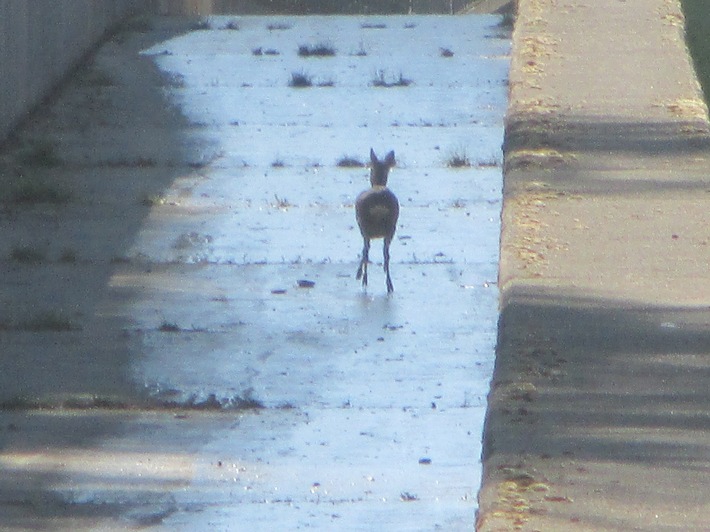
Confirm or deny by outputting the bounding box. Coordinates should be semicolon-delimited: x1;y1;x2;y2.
356;187;399;239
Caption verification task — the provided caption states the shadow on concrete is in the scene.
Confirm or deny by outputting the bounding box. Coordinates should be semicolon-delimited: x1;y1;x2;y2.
503;114;710;195
0;18;207;405
505;114;710;157
0;18;221;528
482;283;710;524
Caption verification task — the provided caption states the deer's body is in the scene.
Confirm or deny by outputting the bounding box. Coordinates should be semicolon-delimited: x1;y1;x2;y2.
355;149;399;293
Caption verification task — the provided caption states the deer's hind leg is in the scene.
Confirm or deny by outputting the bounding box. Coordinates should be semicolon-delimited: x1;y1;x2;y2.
383;236;394;293
356;238;370;287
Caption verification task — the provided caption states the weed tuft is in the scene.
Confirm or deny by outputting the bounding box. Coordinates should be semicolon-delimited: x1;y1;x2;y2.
298;43;336;57
336;156;365;168
289;71;313;88
446;148;472;168
158;321;181;332
477;155;502;168
372;70;412;88
273;194;292;209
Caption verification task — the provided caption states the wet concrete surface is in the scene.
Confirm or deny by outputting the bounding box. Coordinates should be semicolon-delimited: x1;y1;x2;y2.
0;15;508;529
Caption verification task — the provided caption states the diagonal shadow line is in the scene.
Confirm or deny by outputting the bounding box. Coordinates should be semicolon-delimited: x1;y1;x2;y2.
484;283;710;470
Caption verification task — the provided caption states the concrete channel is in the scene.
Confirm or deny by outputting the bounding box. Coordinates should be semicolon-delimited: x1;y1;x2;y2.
5;0;707;529
0;7;509;531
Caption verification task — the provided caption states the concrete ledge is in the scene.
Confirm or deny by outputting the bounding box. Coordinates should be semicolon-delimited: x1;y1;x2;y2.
479;0;710;529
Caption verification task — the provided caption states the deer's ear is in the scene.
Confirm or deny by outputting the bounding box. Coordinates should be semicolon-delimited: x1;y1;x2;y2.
370;148;377;163
384;151;395;166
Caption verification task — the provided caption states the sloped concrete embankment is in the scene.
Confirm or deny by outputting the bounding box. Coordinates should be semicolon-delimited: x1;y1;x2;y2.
0;1;143;143
479;0;710;530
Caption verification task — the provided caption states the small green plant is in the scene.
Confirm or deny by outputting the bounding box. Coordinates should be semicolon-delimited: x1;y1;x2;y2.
10;245;46;264
271;159;286;168
289;71;313;88
298;43;336;57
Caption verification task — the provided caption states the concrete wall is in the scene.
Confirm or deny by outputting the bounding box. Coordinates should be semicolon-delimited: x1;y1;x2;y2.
0;0;144;144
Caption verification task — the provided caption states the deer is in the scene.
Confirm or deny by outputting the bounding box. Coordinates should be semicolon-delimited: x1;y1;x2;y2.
355;149;399;293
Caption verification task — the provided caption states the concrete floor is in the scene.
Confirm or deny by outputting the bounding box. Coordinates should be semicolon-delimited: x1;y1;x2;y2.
0;14;508;530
